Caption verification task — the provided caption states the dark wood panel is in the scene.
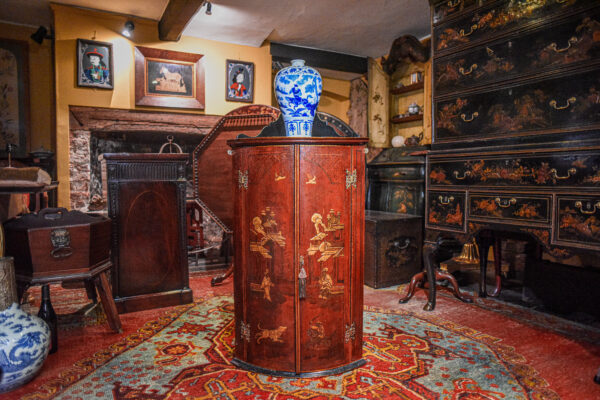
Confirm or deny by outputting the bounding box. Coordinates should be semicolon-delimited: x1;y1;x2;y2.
434;0;594;54
105;153;191;313
435;9;600;94
469;193;551;223
429;151;600;188
427;191;466;230
433;0;478;26
435;67;600;141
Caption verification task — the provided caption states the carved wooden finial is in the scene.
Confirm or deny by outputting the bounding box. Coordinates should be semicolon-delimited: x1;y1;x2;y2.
382;35;430;75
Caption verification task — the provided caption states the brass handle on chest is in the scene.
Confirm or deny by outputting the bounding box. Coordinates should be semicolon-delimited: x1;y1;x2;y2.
454;170;472;180
574;201;600;215
438;195;455;205
549;97;576;110
460;24;478;37
495;197;517;208
393;238;411;250
460;112;479;122
549;37;577;53
447;0;462;7
550;167;576;180
459;64;478;76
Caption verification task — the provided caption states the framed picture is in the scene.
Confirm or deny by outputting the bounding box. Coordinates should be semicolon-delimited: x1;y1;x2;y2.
135;46;205;110
226;60;254;103
0;39;29;156
77;39;114;89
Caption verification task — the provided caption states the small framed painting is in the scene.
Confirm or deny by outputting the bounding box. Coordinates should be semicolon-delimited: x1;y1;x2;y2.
226;60;254;103
135;46;205;109
77;39;114;89
0;39;29;156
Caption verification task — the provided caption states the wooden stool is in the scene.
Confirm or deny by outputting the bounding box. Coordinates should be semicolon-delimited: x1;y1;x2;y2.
399;236;473;311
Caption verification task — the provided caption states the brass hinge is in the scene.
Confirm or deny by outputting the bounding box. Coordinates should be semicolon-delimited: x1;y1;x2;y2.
238;170;248;189
345;169;357;189
345;322;356;343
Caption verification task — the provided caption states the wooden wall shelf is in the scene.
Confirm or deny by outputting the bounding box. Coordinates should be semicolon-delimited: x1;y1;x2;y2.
390;114;423;124
390;81;424;95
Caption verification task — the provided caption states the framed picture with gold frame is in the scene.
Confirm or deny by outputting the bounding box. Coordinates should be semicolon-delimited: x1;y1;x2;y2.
134;46;205;109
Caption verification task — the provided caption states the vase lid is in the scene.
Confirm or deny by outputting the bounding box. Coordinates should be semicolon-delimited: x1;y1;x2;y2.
291;59;305;67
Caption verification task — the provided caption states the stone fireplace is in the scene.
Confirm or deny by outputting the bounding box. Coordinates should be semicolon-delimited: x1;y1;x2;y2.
69;106;221;211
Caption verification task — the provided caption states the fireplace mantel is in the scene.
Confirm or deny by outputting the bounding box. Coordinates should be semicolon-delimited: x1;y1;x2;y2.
69;106;221;211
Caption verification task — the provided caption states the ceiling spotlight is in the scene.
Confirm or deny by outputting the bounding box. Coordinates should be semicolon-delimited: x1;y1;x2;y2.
205;1;212;15
122;20;135;38
31;26;53;44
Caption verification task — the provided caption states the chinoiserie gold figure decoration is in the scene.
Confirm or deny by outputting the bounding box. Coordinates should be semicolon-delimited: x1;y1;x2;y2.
251;269;275;301
307;211;344;262
306;174;317;184
318;267;333;299
256;324;287;344
249;208;286;259
275;173;286;181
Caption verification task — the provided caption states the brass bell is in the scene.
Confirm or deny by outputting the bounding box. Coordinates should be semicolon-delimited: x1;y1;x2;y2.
454;238;480;264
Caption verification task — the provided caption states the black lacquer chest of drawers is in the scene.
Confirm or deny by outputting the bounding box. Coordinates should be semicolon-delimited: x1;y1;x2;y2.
427;0;600;296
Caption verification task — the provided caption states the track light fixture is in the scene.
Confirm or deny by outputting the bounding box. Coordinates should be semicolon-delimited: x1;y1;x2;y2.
31;26;53;44
204;1;212;15
122;20;135;38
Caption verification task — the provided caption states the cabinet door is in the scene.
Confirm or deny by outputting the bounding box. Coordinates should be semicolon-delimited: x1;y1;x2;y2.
116;181;183;297
298;145;358;372
233;145;296;372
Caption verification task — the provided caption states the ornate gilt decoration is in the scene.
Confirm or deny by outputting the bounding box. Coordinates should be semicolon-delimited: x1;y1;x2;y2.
345;322;356;343
240;321;251;343
346;169;357;189
250;269;274;302
306;173;317;184
307;211;344;262
238;170;248;189
256;324;286;344
249;208;286;259
275;172;286;181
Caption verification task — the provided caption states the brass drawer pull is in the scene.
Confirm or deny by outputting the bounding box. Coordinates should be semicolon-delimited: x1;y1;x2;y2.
550;167;576;180
460;112;479;122
549;97;576;110
438;195;455;205
393;238;411;250
495;197;517;208
555;0;569;3
574;201;600;215
460;24;478;37
454;170;472;180
459;64;478;76
549;37;577;53
447;0;462;7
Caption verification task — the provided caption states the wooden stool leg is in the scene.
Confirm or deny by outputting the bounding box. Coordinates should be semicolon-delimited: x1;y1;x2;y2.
476;235;493;298
398;271;425;303
84;279;98;304
435;270;473;303
423;243;438;311
491;237;502;297
94;271;122;333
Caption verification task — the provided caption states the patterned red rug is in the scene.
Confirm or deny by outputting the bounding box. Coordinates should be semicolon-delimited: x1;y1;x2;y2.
19;295;560;400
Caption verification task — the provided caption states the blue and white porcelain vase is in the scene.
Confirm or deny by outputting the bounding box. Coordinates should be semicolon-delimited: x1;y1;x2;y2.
0;303;50;393
274;59;323;137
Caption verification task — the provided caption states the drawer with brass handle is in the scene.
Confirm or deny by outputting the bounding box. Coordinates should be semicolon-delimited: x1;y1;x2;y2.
434;0;593;54
469;193;551;224
427;191;466;231
556;196;600;249
435;67;600;142
434;8;600;95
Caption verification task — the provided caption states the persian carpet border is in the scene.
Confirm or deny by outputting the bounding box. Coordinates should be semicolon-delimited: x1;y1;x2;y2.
365;305;560;400
20;300;202;400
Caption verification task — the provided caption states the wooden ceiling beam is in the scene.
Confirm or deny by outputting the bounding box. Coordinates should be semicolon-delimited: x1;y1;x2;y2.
159;0;205;41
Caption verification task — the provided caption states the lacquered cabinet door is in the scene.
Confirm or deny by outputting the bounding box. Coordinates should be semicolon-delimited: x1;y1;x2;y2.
233;145;296;372
298;145;354;372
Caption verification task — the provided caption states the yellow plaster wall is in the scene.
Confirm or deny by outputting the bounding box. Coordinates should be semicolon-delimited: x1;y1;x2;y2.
318;77;350;124
0;22;54;152
52;4;273;207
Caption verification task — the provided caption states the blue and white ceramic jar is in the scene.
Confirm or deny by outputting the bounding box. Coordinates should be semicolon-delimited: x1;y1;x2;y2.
274;59;323;137
0;303;50;393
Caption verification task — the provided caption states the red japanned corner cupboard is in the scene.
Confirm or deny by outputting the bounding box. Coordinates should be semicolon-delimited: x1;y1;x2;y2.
229;137;368;377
